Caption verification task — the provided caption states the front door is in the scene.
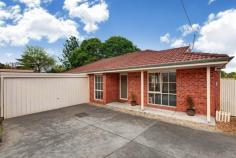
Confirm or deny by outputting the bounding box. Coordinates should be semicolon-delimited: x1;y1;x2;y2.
120;74;128;99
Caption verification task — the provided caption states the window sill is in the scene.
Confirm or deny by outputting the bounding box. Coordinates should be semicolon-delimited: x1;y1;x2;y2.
148;103;176;108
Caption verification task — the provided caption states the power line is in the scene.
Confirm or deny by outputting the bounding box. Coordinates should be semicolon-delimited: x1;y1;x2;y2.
180;0;196;50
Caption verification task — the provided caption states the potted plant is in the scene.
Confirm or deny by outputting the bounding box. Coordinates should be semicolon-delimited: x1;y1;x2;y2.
186;96;195;116
130;93;137;106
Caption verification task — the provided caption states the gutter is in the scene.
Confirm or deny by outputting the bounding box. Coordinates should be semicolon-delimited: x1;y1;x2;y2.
77;56;233;74
0;72;87;78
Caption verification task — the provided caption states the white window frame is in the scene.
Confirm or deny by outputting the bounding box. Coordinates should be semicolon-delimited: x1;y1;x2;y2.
119;73;128;100
147;71;176;107
94;74;103;100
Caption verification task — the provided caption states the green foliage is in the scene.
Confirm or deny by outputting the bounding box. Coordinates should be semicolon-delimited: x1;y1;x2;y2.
80;38;103;60
186;96;194;109
60;36;80;69
131;93;136;101
49;65;66;73
0;63;5;69
221;71;236;80
60;35;140;70
0;63;12;69
17;46;55;72
101;36;140;58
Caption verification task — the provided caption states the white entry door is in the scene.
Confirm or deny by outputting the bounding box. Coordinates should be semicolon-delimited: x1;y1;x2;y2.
120;74;128;99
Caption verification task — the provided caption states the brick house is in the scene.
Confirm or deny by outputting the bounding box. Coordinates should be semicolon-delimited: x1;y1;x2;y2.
68;46;233;121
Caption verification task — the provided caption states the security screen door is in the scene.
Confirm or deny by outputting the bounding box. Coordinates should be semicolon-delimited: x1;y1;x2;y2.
120;74;128;99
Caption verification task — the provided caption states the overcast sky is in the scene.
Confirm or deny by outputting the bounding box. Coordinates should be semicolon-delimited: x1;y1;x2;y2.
0;0;235;72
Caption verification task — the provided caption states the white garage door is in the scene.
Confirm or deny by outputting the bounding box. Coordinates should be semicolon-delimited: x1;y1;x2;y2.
0;73;89;118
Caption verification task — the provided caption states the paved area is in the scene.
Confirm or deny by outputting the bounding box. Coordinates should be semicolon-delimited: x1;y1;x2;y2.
0;104;236;158
107;102;215;126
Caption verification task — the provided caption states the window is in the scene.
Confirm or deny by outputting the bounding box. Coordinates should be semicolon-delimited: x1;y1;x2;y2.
148;72;176;107
94;75;103;100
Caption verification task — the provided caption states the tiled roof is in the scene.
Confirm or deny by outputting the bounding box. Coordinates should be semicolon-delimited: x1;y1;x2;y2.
68;46;232;73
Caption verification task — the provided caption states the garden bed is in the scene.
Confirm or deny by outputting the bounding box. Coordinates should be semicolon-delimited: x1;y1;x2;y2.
217;117;236;135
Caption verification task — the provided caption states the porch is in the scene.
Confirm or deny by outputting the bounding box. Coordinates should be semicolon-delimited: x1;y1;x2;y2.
107;102;216;126
90;67;218;123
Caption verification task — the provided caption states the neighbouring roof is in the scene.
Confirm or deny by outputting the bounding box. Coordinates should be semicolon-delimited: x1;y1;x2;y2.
68;46;233;74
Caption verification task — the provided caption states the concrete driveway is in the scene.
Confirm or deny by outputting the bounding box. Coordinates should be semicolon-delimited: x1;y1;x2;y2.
0;104;236;158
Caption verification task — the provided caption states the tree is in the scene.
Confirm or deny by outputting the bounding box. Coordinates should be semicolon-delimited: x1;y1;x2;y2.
0;63;5;69
49;65;66;73
59;36;140;70
221;71;227;78
0;63;12;69
221;71;236;80
70;48;96;67
60;36;80;70
17;46;55;72
101;36;140;58
80;38;103;60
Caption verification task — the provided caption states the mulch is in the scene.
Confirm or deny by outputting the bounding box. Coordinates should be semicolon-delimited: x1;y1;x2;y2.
217;117;236;135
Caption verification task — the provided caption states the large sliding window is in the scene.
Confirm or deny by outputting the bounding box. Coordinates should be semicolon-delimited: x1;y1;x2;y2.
94;75;103;100
148;72;176;107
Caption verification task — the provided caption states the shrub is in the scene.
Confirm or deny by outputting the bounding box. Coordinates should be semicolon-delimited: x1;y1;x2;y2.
186;96;194;109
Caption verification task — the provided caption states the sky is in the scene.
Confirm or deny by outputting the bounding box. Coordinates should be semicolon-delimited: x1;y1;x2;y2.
0;0;236;72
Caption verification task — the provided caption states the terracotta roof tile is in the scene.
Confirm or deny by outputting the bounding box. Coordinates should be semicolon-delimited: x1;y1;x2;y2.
68;46;231;73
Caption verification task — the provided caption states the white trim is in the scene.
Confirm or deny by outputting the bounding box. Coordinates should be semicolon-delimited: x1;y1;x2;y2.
94;74;103;101
0;72;87;78
207;67;211;122
119;73;128;100
148;69;176;73
88;61;228;74
141;71;144;110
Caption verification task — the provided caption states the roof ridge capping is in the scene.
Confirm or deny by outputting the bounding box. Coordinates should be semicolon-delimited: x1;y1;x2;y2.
142;46;190;53
192;51;231;58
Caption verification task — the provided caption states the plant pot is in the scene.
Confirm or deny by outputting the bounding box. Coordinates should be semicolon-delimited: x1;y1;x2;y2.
131;101;137;106
186;108;196;116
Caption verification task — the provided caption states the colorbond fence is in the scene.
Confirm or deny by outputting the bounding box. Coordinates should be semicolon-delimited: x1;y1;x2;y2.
220;79;236;116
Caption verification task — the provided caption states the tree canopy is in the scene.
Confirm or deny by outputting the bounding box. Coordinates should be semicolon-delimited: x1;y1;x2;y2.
60;36;140;70
60;36;80;69
101;36;140;58
221;71;236;79
80;38;103;60
17;46;55;72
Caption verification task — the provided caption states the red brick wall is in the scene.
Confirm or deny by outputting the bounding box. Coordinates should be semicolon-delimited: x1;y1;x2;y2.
144;72;148;105
89;73;119;104
211;68;221;113
176;68;220;116
128;72;141;104
89;68;220;116
105;73;119;103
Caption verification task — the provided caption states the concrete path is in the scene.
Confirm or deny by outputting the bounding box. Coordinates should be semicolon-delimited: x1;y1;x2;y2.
0;104;236;158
